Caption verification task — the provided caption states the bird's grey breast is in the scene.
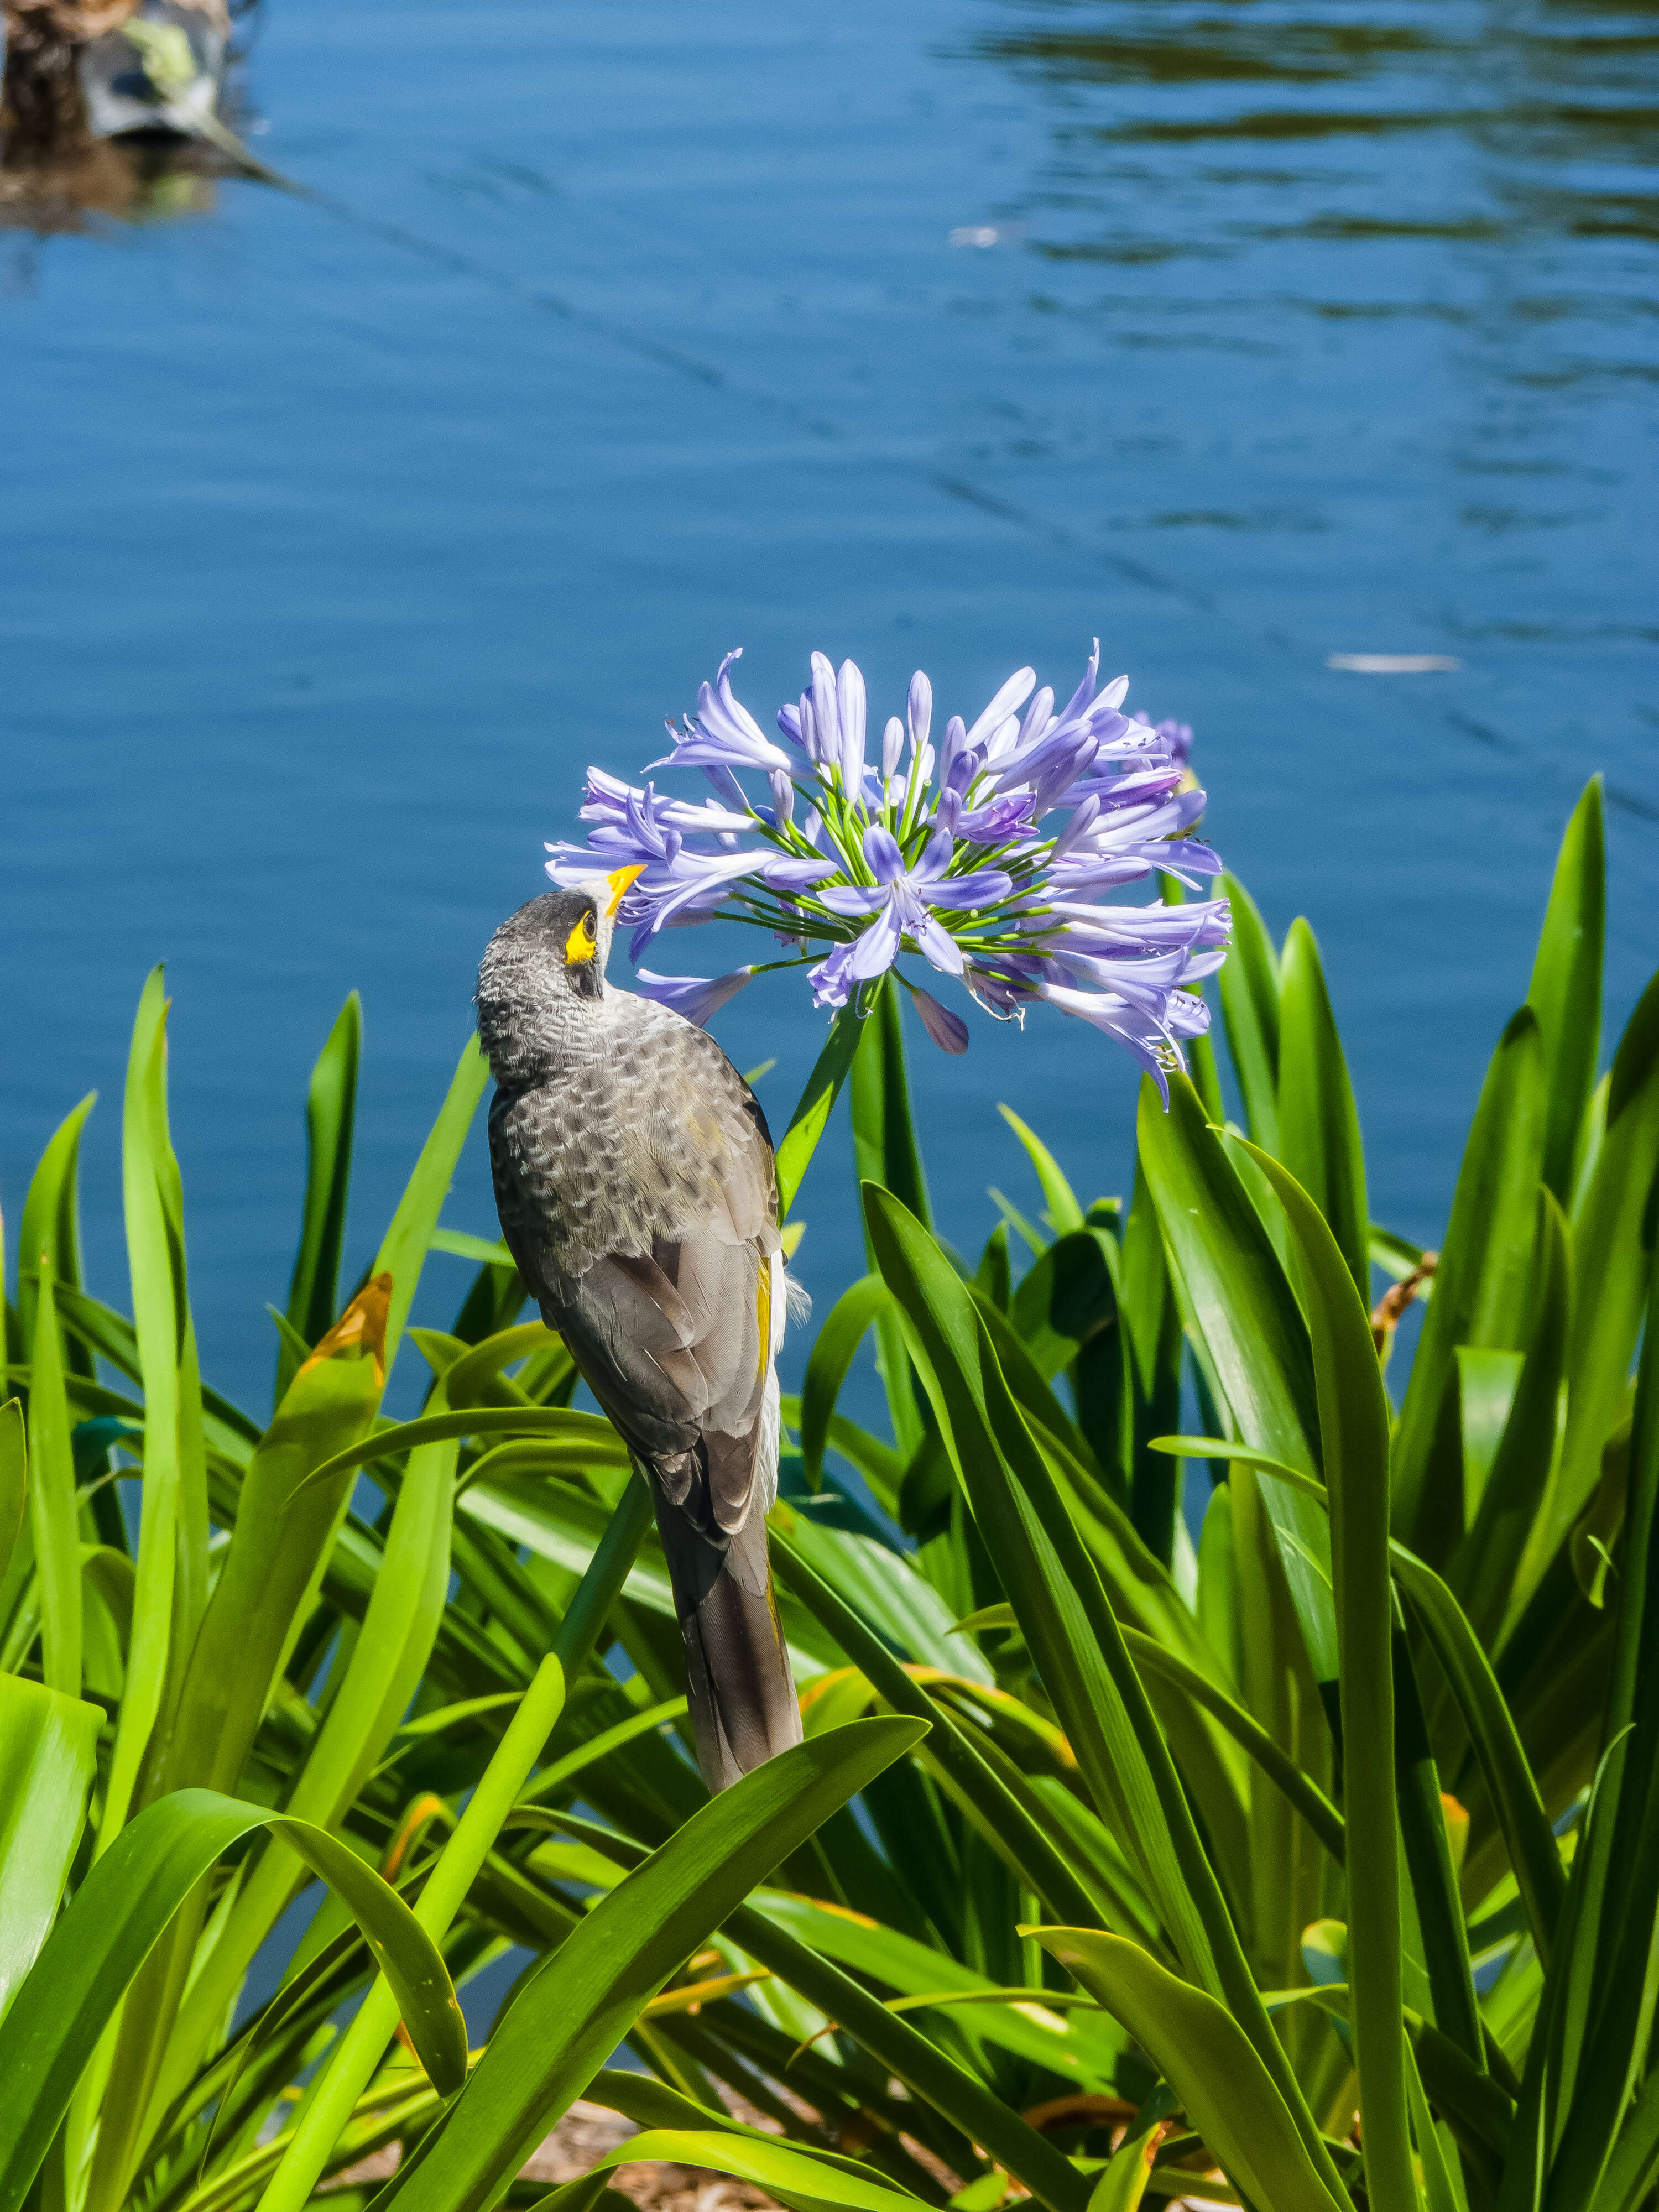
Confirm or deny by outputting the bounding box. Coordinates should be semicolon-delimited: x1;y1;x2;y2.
489;994;774;1284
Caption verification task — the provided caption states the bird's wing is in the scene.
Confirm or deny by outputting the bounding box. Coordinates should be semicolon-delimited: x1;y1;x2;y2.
488;1004;784;1530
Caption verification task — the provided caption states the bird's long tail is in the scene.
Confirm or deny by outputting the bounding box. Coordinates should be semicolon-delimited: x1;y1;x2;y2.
649;1481;801;1792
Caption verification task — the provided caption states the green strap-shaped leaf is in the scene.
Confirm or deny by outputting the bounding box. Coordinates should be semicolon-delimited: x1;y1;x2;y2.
15;1094;97;1368
0;1676;101;2029
291;1403;627;1505
1277;918;1369;1307
0;1787;465;2212
863;1186;1340;2198
1389;1543;1564;1964
1391;1007;1546;1561
372;1035;492;1380
801;1277;895;1489
0;1402;23;1595
1447;1188;1570;1650
583;2069;894;2185
1118;1625;1346;1867
26;1271;81;1698
728;1905;1091;2212
1548;964;1659;1564
1137;1075;1337;1681
543;1811;1093;2212
280;993;362;1401
852;975;931;1229
1527;778;1604;1207
386;1719;926;2212
1030;1929;1348;2212
576;2129;924;2212
1087;2114;1162;2212
1216;872;1281;1154
998;1107;1085;1236
1008;1231;1117;1384
778;1002;866;1219
1236;1139;1415;2212
770;1528;1103;1928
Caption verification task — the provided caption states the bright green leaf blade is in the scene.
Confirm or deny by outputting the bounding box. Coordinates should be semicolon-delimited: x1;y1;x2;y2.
770;1526;1104;1928
1235;1138;1415;2212
1387;1542;1564;1963
1277;918;1369;1305
1148;1436;1328;1504
388;1718;927;2212
428;1229;515;1267
852;974;931;1230
1547;964;1659;1565
15;1094;97;1360
372;1035;491;1381
1447;1188;1570;1648
862;1186;1335;2189
1118;1626;1345;1867
281;993;362;1400
1137;1076;1337;1681
583;2130;925;2212
1086;2116;1161;2212
778;1004;865;1219
1527;777;1604;1207
0;1402;23;1595
0;1787;463;2212
998;1107;1084;1237
1030;1929;1347;2212
1010;1232;1118;1384
293;1404;628;1505
0;1676;101;2027
1215;873;1281;1154
801;1277;894;1489
26;1274;81;1698
1391;1007;1546;1560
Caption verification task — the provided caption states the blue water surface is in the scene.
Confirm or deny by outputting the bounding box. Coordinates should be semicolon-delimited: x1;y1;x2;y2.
3;0;1656;1423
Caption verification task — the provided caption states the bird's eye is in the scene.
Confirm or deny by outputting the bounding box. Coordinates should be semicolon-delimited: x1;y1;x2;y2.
565;907;601;964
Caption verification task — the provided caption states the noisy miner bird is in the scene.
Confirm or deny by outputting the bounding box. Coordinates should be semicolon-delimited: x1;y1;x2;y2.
478;868;807;1791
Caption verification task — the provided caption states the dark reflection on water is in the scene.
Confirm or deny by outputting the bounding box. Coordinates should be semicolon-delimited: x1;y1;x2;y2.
1;0;1655;1417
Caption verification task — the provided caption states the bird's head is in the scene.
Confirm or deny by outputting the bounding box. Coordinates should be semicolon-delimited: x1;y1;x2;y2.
477;868;644;1077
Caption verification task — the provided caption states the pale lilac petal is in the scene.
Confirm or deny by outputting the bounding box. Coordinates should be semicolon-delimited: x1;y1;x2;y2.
964;666;1037;752
916;867;1013;909
838;659;867;791
848;898;903;982
881;717;904;780
633;967;753;1025
907;671;932;760
908;906;967;977
910;824;954;881
817;884;888;916
810;653;842;775
862;823;905;883
763;855;839;891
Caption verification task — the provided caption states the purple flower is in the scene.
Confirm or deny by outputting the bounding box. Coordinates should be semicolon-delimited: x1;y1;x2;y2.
911;987;971;1055
542;637;1228;1095
652;650;793;775
634;967;754;1026
1155;718;1194;770
809;823;1014;1006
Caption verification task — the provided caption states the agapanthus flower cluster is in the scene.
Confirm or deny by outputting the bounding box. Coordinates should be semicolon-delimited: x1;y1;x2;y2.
545;642;1229;1099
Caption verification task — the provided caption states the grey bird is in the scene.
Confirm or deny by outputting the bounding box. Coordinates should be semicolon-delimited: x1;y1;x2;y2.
477;868;805;1791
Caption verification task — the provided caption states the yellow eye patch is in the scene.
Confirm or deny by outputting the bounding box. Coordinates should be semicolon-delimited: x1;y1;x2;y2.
565;909;598;964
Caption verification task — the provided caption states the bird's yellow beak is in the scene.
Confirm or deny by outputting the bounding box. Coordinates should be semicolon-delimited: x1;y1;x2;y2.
604;864;646;916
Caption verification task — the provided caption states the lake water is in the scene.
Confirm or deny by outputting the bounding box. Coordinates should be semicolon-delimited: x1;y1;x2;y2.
4;0;1656;1426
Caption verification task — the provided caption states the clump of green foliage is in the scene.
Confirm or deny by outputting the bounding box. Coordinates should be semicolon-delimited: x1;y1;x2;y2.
2;775;1656;2212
